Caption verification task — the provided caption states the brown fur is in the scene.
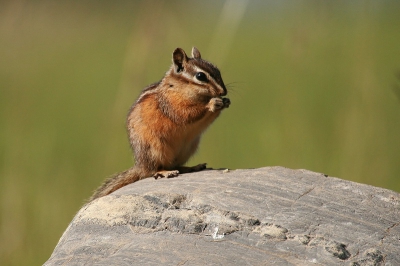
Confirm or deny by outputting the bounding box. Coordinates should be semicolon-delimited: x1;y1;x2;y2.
89;47;230;202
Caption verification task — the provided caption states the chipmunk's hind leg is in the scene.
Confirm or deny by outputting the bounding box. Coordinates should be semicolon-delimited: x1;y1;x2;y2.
177;163;207;173
153;170;179;179
153;163;206;180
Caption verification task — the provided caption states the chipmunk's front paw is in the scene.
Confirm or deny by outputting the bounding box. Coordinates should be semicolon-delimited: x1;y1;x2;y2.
208;97;230;112
222;97;231;108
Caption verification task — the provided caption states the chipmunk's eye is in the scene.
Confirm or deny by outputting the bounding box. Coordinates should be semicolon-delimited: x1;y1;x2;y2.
195;72;208;82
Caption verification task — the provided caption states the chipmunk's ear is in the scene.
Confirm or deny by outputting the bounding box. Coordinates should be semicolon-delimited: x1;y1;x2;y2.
191;47;201;59
173;48;188;73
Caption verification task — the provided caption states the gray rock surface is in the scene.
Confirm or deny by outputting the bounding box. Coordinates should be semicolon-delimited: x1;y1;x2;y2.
45;167;400;265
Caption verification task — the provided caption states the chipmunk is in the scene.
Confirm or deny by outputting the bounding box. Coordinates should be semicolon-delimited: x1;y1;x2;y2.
89;47;230;201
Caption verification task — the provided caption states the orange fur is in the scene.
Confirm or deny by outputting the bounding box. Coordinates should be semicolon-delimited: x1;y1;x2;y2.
90;47;230;201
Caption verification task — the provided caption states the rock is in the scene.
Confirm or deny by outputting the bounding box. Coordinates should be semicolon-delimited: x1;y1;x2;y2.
44;167;400;265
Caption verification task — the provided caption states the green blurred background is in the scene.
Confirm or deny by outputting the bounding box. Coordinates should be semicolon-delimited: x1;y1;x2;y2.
1;0;400;264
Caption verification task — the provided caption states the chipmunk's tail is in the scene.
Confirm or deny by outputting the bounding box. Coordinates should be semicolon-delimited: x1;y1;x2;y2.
88;167;147;202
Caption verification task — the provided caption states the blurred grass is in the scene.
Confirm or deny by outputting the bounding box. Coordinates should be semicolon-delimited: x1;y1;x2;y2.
1;0;400;265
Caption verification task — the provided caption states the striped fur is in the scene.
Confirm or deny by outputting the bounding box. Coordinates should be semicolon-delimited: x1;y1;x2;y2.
90;47;230;201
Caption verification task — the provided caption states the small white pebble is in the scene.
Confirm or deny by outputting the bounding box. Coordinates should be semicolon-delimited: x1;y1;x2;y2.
212;227;224;240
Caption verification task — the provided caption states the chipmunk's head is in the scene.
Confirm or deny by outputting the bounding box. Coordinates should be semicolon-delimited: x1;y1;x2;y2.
170;47;227;97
